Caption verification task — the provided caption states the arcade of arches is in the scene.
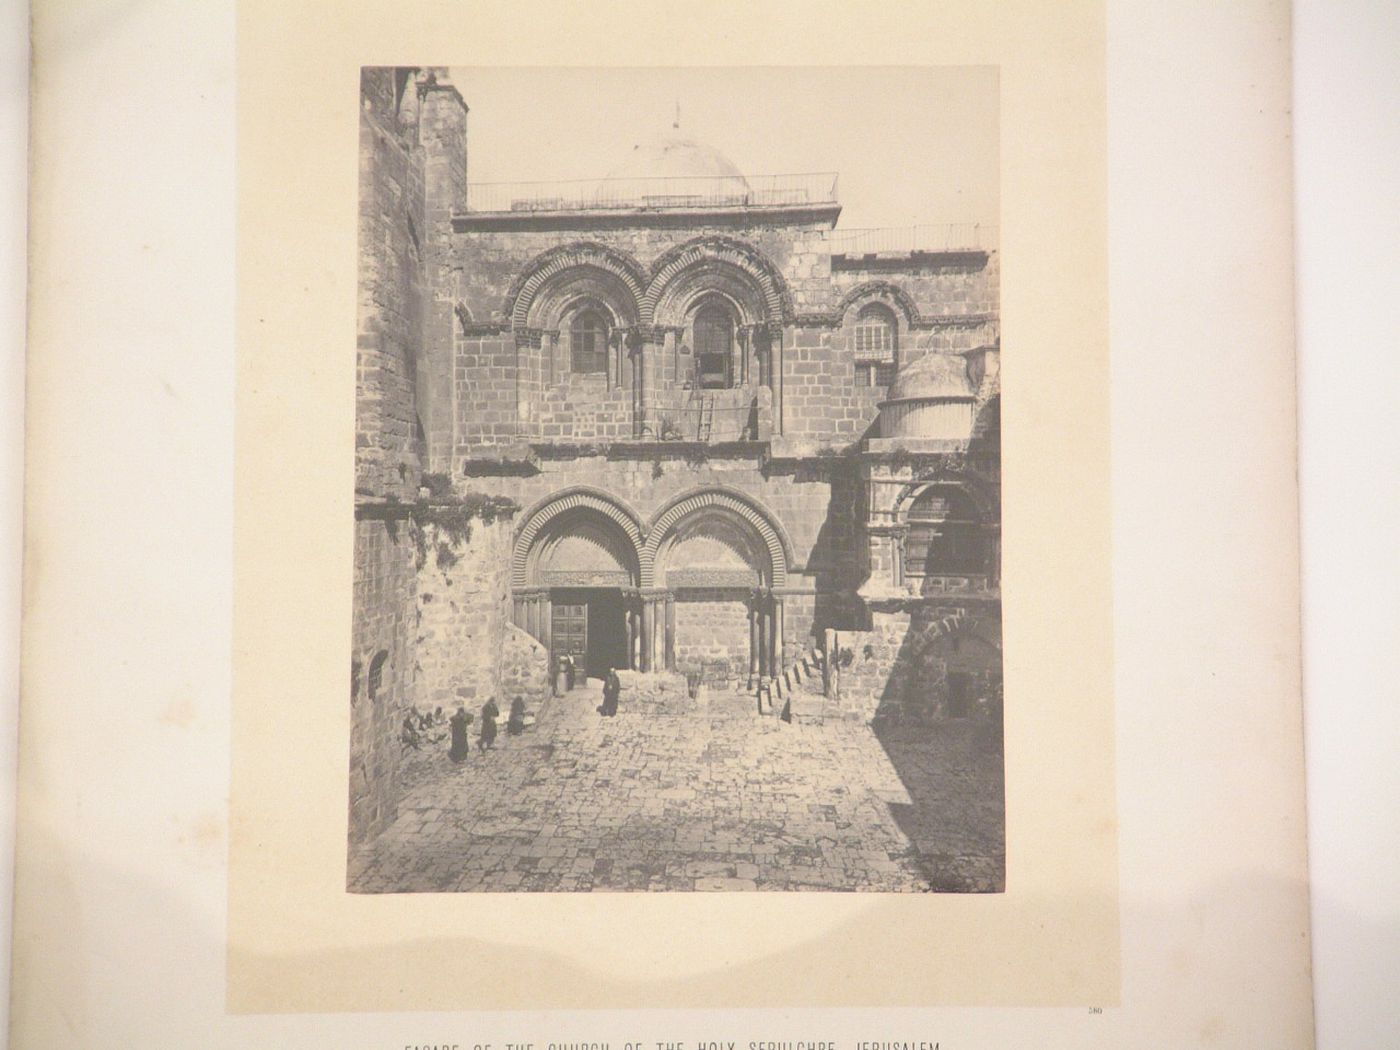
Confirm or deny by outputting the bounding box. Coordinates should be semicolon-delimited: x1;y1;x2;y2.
512;489;791;687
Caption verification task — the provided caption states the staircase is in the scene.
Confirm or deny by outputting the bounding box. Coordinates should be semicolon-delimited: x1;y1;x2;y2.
752;646;831;723
751;609;976;724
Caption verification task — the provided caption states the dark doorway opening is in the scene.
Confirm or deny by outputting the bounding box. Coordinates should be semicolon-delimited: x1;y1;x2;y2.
550;588;627;680
947;671;973;718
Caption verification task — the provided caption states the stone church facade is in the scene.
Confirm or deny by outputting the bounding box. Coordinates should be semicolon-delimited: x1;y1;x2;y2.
350;67;1002;843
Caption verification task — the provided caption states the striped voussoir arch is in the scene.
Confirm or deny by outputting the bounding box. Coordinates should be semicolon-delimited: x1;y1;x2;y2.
511;489;644;589
505;242;647;329
642;237;790;325
641;489;788;589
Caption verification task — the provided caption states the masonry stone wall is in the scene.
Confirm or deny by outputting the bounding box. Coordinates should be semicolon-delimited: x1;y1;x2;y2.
418;80;469;473
349;516;416;843
828;605;1003;723
500;623;552;715
415;515;515;714
674;593;751;681
473;453;863;657
453;223;834;327
349;68;437;844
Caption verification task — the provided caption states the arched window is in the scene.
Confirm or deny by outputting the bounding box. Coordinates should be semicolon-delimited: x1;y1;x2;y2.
694;302;735;389
367;650;388;704
854;303;897;388
570;309;609;374
904;487;985;576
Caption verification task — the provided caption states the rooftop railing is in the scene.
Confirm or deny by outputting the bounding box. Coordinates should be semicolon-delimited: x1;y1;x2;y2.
465;172;840;214
829;223;998;255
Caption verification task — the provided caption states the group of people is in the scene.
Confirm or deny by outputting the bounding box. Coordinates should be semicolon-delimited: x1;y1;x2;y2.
447;697;529;763
401;697;528;762
398;705;448;751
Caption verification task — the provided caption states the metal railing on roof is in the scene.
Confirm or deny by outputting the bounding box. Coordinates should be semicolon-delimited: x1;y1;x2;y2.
829;223;998;255
465;172;840;214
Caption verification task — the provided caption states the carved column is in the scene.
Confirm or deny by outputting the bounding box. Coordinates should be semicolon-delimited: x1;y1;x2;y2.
756;592;770;678
747;597;761;688
640;597;654;672
664;592;676;671
624;599;635;670
772;594;785;673
893;528;907;590
631;334;646;437
769;324;784;435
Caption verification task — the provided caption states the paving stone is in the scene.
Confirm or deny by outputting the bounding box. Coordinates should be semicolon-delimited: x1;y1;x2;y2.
349;684;1003;893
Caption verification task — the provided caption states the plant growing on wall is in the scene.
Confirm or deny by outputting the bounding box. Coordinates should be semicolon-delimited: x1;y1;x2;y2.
409;490;520;571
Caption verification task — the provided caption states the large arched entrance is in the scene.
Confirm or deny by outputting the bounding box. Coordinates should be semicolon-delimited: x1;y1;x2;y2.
644;489;790;688
513;490;644;680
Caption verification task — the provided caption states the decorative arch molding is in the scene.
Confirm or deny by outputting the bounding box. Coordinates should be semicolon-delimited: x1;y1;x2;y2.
836;281;923;328
505;242;648;330
892;475;999;526
642;487;791;589
650;261;773;329
644;236;792;326
511;487;645;589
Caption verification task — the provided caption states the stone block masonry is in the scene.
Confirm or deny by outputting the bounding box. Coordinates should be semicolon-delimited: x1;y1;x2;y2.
349;515;416;843
350;69;1004;883
673;592;750;681
415;516;511;711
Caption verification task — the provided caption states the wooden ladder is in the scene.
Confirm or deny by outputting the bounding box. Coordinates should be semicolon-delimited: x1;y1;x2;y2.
695;394;715;442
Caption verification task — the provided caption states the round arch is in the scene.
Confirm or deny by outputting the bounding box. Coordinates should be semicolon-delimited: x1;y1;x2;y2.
891;476;998;525
505;242;647;330
511;488;645;589
641;487;790;589
836;280;923;329
644;236;792;326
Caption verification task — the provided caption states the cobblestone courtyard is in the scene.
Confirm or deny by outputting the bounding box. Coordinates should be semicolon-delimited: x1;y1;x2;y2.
349;681;1004;893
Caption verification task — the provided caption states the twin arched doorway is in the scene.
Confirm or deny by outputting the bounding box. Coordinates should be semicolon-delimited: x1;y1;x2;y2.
512;487;789;683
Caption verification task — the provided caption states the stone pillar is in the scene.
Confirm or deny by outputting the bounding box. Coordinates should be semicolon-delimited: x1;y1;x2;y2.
640;598;654;672
640;332;658;437
747;599;761;688
772;595;785;673
822;627;837;698
624;602;635;669
756;594;770;678
644;592;668;671
769;325;784;436
664;593;676;671
893;529;907;590
631;336;645;437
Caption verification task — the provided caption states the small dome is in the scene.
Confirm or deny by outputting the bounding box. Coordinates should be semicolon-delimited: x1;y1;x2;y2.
604;134;749;185
884;353;975;403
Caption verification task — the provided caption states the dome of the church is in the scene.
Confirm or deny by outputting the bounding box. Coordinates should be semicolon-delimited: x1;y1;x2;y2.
884;353;975;403
878;353;977;442
604;134;749;186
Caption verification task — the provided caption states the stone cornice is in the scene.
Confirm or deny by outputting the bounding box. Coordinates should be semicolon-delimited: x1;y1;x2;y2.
792;309;998;331
452;203;842;234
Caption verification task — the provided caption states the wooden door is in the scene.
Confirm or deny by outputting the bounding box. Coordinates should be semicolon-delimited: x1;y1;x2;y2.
551;602;588;663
